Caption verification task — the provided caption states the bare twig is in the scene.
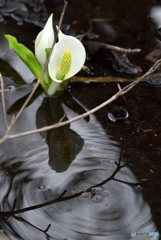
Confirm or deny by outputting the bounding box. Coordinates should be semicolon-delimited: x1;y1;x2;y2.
13;215;51;237
0;154;139;217
0;74;8;128
57;1;68;32
117;83;126;101
72;72;161;83
75;18;111;38
58;112;67;123
2;58;161;141
100;42;141;53
75;19;140;53
0;85;29;92
86;41;141;54
72;76;135;83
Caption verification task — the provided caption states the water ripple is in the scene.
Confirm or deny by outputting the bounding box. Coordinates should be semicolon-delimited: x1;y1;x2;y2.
0;92;158;240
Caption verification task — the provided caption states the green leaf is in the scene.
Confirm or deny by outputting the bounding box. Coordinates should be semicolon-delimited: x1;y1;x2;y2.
81;65;91;74
58;78;70;89
45;48;51;59
4;35;47;90
45;48;53;87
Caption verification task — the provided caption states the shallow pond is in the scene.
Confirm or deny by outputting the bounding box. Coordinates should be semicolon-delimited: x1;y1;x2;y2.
0;0;161;239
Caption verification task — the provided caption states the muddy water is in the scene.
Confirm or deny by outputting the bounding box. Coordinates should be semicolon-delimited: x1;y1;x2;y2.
0;0;161;239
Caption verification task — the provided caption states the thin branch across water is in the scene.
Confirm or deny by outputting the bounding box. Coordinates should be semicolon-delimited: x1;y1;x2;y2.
0;58;161;142
0;155;139;217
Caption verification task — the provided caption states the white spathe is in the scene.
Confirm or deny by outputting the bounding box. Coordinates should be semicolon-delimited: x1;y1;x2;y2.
35;14;54;68
47;30;86;95
48;30;86;81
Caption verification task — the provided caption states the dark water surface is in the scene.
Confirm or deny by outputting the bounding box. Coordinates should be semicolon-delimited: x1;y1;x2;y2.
0;0;161;239
0;78;158;240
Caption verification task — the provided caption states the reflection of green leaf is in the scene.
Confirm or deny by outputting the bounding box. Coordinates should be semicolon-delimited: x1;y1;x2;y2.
49;127;84;172
4;35;47;90
36;94;84;172
0;58;25;84
7;86;43;114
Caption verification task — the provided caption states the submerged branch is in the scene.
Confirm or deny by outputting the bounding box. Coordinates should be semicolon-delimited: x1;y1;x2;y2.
0;155;139;217
86;41;141;53
76;18;140;53
72;76;135;83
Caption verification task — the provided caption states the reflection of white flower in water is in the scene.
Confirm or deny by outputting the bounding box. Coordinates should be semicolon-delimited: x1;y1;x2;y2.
35;14;86;95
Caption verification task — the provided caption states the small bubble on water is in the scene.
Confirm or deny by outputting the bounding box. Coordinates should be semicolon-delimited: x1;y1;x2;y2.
6;85;16;93
92;187;103;195
0;15;4;22
108;107;129;122
102;190;109;197
82;184;91;192
39;185;47;191
134;185;143;192
92;195;102;203
71;190;79;194
17;21;23;25
81;192;90;199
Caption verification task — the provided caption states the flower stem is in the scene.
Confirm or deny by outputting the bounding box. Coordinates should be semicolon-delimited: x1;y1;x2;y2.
47;81;61;95
57;74;65;80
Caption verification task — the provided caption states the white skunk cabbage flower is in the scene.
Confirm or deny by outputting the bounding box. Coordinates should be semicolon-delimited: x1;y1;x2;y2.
5;13;86;95
35;14;54;68
47;29;86;95
35;14;86;95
